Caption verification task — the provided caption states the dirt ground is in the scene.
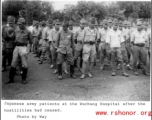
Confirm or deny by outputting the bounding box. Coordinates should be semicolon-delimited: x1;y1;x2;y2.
2;53;150;101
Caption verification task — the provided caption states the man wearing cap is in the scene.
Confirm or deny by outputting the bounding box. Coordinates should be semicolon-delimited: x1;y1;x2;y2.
131;21;150;76
73;19;86;70
106;19;129;77
49;19;61;74
32;21;40;57
108;18;113;30
80;17;98;79
98;19;110;70
2;16;16;72
5;18;32;84
56;20;76;80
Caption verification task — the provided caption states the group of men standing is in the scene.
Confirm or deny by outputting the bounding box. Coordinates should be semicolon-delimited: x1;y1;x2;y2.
2;15;151;84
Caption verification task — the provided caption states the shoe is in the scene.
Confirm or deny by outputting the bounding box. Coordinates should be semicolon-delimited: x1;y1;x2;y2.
127;65;132;70
58;75;63;80
80;74;85;79
143;70;150;76
134;71;139;75
71;74;77;79
53;69;58;74
88;72;93;78
39;61;43;64
111;72;116;76
122;72;129;77
64;70;69;75
50;65;53;69
5;80;14;84
100;66;104;71
22;79;27;84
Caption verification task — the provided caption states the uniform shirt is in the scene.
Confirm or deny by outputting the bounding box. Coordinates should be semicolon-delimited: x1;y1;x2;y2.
122;28;130;41
32;27;40;37
44;27;52;40
106;29;125;48
75;28;85;42
131;30;147;44
84;27;98;42
98;28;109;42
57;29;74;54
15;27;32;44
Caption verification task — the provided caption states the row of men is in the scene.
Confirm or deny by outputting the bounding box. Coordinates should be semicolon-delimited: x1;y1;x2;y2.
2;16;151;84
29;17;151;79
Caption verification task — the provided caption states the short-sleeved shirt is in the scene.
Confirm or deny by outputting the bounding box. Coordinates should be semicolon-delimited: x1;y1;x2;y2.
98;28;109;42
106;29;124;48
15;27;32;44
32;27;40;37
84;27;98;42
131;30;147;44
122;28;130;41
57;29;74;54
75;28;85;42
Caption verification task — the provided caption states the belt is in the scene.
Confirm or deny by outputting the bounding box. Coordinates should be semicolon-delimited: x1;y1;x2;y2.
134;43;145;47
16;42;27;47
84;41;95;45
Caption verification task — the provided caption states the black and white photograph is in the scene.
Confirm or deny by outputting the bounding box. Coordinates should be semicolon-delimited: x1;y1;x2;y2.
1;0;151;101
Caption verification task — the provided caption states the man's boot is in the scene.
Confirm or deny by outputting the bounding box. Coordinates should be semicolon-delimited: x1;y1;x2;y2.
58;64;63;80
22;68;28;84
70;65;77;79
5;67;16;84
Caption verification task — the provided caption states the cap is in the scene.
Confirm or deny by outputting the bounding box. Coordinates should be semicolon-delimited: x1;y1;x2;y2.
103;19;108;25
41;21;46;26
137;21;142;25
89;17;96;24
69;20;73;25
80;19;86;24
143;21;148;26
34;21;39;25
47;19;53;24
123;20;128;25
127;21;131;26
62;20;69;26
17;18;25;24
7;16;15;23
113;19;118;25
108;19;112;23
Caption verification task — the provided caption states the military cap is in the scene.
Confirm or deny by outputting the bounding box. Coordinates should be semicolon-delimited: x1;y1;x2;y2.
69;20;73;25
62;20;69;26
89;17;96;24
123;20;128;25
41;21;46;26
143;21;148;26
34;21;39;25
17;17;25;24
137;21;142;25
54;19;60;25
113;19;118;25
47;19;53;24
80;19;86;24
7;16;15;23
103;19;108;25
108;19;112;23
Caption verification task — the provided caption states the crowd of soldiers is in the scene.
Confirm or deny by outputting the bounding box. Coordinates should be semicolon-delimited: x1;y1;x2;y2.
2;15;151;84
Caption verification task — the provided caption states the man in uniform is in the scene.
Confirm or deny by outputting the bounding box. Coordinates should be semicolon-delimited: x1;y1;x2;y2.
5;18;32;84
49;19;61;74
73;19;86;70
131;21;150;76
32;21;40;57
2;16;16;72
98;19;110;70
56;20;76;80
80;17;98;79
106;19;129;77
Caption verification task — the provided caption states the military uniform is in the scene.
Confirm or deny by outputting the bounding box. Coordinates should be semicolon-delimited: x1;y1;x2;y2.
2;16;16;71
106;20;128;77
98;20;110;70
56;21;76;79
80;17;98;79
49;19;60;73
131;21;149;75
73;19;86;68
6;18;32;84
